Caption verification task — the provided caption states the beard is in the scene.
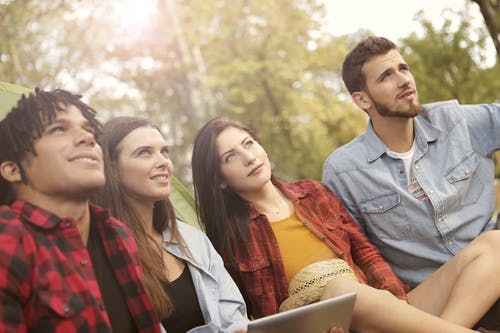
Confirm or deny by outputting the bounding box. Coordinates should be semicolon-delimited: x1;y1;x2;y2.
369;91;422;119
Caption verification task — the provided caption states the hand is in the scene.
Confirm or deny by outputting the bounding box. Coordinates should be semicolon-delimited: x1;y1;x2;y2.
328;326;348;333
232;329;247;333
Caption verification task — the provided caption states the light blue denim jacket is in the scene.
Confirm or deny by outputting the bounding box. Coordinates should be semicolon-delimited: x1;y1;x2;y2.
160;221;248;333
322;100;500;287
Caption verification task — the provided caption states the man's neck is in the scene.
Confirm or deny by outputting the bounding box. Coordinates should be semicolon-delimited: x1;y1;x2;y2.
17;192;92;245
372;117;415;153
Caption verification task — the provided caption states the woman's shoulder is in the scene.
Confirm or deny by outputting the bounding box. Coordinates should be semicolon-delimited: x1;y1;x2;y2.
175;220;204;234
175;221;212;247
174;221;222;269
276;178;328;193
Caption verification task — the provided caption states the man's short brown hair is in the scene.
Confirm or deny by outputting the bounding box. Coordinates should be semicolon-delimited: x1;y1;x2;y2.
342;36;398;94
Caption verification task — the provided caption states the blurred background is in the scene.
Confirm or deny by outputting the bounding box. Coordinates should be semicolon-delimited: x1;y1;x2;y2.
0;0;498;194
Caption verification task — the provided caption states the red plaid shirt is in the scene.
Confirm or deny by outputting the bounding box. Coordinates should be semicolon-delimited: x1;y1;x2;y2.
225;178;409;318
0;200;160;333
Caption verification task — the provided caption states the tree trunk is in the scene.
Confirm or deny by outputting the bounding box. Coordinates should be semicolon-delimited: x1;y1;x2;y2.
471;0;500;61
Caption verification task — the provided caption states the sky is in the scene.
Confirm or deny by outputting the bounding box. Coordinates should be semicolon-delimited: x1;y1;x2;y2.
321;0;495;66
322;0;479;40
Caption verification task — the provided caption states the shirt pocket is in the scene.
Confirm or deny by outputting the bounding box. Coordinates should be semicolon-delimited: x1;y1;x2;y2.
359;191;400;213
237;256;272;297
444;153;483;206
358;191;416;240
37;290;86;319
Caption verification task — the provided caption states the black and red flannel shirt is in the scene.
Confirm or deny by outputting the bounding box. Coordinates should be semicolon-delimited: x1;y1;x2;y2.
0;200;160;333
225;178;410;319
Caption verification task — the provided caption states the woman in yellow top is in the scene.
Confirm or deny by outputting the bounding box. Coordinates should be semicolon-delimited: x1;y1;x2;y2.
191;117;500;333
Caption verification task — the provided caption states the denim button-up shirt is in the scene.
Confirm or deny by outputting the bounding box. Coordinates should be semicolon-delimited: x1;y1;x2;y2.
322;100;500;287
162;221;249;333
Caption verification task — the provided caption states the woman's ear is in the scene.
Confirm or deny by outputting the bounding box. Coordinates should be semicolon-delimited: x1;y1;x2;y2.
351;91;371;111
0;161;22;183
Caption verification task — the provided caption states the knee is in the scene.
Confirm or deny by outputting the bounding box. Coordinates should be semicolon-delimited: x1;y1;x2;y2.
321;277;360;300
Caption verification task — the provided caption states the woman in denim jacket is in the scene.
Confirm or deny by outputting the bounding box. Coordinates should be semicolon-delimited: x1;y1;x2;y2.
95;116;248;333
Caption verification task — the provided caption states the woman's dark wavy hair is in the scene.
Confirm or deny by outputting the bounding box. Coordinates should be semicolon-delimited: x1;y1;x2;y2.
0;88;101;205
191;117;257;263
94;116;178;320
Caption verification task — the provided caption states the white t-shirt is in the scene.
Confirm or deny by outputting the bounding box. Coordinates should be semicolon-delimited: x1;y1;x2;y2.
391;141;428;201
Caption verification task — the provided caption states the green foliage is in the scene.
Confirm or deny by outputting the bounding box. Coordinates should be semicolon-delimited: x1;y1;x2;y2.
0;81;31;118
170;176;200;228
400;7;500;179
0;0;497;187
79;0;364;182
172;0;366;181
401;9;499;104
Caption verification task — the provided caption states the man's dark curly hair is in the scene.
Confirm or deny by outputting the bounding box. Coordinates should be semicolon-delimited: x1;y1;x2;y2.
0;88;101;205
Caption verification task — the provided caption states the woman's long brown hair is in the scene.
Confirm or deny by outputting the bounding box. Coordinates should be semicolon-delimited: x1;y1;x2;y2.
94;116;179;320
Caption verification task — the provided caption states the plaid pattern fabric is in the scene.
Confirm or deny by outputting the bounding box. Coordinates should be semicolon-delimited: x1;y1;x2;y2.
226;178;410;318
0;200;160;333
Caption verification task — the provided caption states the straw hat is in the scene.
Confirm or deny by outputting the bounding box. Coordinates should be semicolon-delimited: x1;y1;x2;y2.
279;259;358;312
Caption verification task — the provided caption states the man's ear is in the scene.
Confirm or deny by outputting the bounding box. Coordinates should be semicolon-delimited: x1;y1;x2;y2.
351;91;371;111
0;161;22;183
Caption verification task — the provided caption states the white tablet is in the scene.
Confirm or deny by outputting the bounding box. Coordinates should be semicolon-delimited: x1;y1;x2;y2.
248;292;356;333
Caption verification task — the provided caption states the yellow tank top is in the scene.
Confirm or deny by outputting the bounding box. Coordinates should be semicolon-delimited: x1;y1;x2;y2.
270;212;338;283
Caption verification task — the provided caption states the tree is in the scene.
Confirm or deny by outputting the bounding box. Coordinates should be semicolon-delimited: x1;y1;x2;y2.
401;8;499;104
1;0;496;186
401;8;500;182
471;0;500;60
92;0;365;181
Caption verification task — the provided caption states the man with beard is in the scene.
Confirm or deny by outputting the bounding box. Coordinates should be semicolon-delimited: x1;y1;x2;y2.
322;36;500;329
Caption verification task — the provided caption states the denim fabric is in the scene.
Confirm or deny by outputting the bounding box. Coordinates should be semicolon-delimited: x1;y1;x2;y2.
162;221;249;333
323;100;500;287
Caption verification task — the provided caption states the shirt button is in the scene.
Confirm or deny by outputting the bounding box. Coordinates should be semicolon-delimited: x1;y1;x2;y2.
448;241;453;245
465;169;469;175
65;221;72;227
429;190;434;194
438;218;443;222
62;304;70;313
415;165;420;170
81;259;88;266
399;169;404;174
378;205;383;210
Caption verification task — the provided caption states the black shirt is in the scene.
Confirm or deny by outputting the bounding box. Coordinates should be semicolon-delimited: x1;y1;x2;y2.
87;222;138;333
162;265;205;333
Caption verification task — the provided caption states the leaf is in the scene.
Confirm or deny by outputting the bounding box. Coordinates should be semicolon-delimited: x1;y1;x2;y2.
170;177;201;229
0;81;32;118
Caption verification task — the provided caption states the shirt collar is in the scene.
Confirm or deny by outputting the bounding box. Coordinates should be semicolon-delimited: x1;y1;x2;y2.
248;177;308;220
365;115;441;163
11;199;111;229
364;121;389;162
